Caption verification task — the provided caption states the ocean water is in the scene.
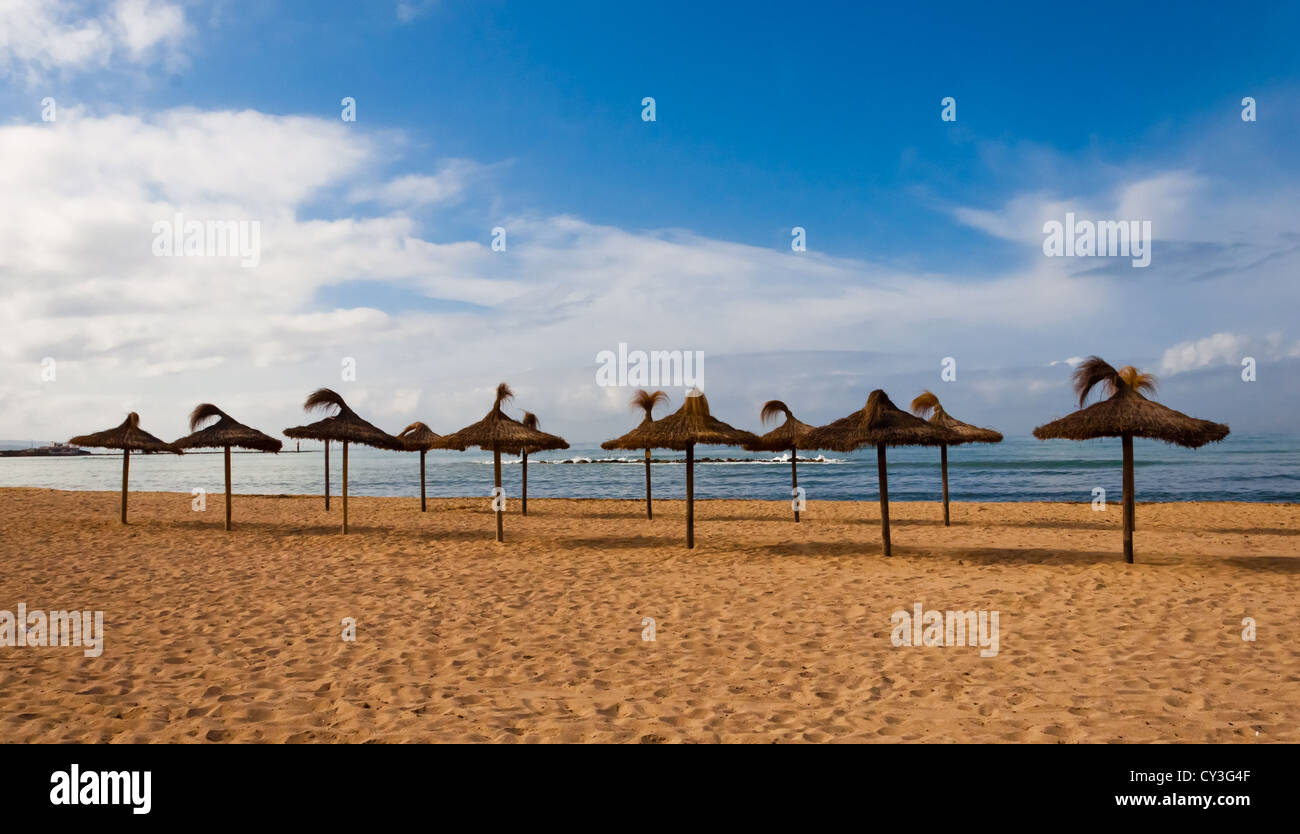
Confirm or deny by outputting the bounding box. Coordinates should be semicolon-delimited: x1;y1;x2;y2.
0;435;1295;504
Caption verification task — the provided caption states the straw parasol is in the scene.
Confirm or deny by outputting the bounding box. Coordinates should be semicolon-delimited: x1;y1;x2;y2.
173;404;282;530
803;390;954;556
69;412;182;524
600;389;758;549
396;422;453;512
440;383;568;542
1033;357;1229;563
512;411;569;516
283;389;404;533
743;400;815;522
910;391;1002;527
601;389;668;519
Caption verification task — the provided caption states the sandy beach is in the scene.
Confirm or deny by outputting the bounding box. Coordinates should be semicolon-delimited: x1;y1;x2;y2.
0;487;1296;743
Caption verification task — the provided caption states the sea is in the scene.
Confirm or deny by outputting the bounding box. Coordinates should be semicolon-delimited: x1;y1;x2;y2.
0;435;1294;504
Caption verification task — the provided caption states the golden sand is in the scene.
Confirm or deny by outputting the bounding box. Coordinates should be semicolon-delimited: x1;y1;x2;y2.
0;487;1296;743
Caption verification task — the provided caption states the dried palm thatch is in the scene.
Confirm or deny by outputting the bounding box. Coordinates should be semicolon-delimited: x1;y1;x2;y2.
176;404;282;452
602;390;758;452
397;421;455;513
909;391;1003;445
513;411;569;456
744;400;815;522
601;389;669;519
803;390;954;452
744;400;815;452
396;421;447;452
70;412;180;453
69;412;182;524
1032;358;1228;447
283;389;404;533
283;389;405;450
910;391;1002;528
1033;357;1229;564
803;390;955;556
174;404;282;531
601;390;759;549
440;384;567;453
440;384;570;542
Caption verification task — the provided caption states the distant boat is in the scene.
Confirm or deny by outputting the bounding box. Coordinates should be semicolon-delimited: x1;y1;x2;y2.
0;442;91;457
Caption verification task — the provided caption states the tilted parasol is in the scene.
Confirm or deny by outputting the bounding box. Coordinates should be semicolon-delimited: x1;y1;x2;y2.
601;389;669;519
69;412;182;524
511;411;569;516
283;389;403;533
1033;357;1229;563
439;383;568;542
803;390;955;556
397;421;457;513
743;399;815;522
174;403;281;530
601;389;758;548
910;390;1002;527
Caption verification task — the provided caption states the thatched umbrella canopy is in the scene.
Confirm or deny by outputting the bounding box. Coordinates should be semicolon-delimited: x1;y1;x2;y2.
283;389;403;534
910;391;1002;527
511;412;569;517
743;400;815;522
396;422;456;513
1033;357;1229;563
174;404;281;531
440;383;569;542
601;389;668;519
69;412;182;524
803;390;954;556
601;390;758;549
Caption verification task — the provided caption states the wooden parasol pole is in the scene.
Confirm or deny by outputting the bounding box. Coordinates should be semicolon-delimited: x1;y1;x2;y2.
686;443;695;548
644;448;653;519
791;447;800;522
940;443;950;527
877;443;891;556
1122;433;1135;564
120;448;130;524
224;445;232;531
494;447;504;542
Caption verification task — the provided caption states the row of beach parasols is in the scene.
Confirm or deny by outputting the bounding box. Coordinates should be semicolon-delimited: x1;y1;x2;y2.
68;357;1228;562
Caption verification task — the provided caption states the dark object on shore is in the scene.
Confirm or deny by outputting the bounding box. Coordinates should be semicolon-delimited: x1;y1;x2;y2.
0;443;90;457
68;413;182;523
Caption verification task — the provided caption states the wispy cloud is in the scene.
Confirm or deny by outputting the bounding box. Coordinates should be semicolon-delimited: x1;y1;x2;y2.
0;0;190;83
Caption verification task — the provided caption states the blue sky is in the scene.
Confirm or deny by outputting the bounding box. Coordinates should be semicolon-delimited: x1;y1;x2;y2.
1;0;1298;442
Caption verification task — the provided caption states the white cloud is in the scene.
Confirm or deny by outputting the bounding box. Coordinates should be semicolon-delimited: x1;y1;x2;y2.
1160;331;1300;375
2;103;1299;442
350;159;490;208
0;106;1117;442
0;0;190;83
